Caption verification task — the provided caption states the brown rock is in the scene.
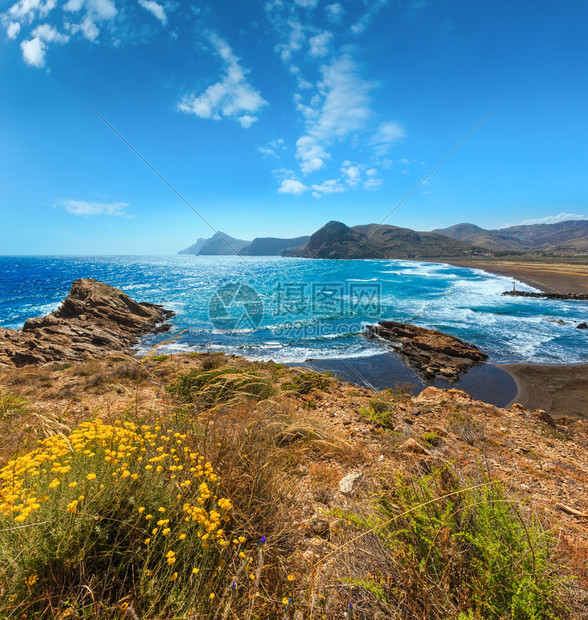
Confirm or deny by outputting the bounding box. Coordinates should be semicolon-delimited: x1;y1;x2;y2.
0;278;174;367
365;321;487;381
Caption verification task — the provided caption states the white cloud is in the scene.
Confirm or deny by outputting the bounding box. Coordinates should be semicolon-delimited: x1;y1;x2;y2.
64;0;85;11
325;2;344;23
59;200;129;216
308;31;332;57
310;178;345;197
177;34;267;128
19;23;69;67
275;18;305;62
6;21;21;38
32;23;69;43
8;0;57;22
351;0;388;34
64;0;117;41
21;37;45;66
137;0;166;25
341;163;361;187
295;54;373;174
371;121;405;156
504;213;588;227
296;135;331;173
278;179;308;194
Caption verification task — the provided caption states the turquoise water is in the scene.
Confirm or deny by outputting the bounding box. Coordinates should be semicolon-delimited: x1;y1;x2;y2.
1;255;587;365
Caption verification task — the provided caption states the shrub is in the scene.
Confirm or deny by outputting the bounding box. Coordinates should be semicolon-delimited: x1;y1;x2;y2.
168;367;276;408
359;405;395;430
367;467;564;618
0;418;244;617
0;390;28;419
281;371;333;395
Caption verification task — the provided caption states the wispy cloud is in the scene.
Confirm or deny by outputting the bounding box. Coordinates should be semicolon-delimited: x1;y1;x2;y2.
6;21;20;38
58;200;129;216
310;178;345;198
137;0;166;25
371;121;405;156
177;34;267;128
325;3;344;24
296;54;373;174
350;0;389;35
503;213;588;227
258;138;286;159
308;31;332;57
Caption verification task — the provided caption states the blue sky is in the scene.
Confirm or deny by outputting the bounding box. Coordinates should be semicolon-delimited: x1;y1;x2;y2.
1;0;588;254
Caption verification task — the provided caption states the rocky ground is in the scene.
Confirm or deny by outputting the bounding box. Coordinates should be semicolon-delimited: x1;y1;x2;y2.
1;352;587;616
0;279;173;367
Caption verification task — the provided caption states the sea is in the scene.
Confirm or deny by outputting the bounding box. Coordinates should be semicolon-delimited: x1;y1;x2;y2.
1;255;587;371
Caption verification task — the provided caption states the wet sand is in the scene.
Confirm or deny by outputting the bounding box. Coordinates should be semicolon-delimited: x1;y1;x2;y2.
501;363;588;419
442;259;588;294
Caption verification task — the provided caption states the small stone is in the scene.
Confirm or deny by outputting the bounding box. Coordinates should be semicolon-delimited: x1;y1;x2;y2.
577;322;587;329
339;472;364;495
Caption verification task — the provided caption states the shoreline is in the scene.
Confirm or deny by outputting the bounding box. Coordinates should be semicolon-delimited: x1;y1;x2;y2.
438;258;588;294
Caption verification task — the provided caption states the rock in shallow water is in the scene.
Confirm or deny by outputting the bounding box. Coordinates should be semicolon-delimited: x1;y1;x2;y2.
365;320;487;381
0;278;174;366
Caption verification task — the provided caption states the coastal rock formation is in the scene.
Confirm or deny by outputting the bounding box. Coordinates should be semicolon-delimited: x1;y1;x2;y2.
502;290;588;301
365;321;488;381
0;278;174;366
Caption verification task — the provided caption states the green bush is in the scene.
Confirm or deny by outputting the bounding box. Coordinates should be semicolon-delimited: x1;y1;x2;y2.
281;371;333;394
354;467;564;618
359;405;395;429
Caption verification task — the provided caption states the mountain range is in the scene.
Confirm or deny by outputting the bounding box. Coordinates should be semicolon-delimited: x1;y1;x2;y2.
434;220;588;253
179;219;588;259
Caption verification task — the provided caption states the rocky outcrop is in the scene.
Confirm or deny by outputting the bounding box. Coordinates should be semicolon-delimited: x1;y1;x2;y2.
365;321;487;381
0;279;174;366
503;290;588;301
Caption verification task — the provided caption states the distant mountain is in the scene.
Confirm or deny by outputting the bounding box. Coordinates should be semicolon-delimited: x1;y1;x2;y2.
434;220;588;253
241;236;310;256
288;221;384;259
351;224;475;258
178;238;207;255
290;221;475;259
197;232;252;256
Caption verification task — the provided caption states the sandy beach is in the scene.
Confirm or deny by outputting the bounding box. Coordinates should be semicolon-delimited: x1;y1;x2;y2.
443;259;588;295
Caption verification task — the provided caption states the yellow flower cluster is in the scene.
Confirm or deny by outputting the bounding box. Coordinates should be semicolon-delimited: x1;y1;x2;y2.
0;418;232;548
